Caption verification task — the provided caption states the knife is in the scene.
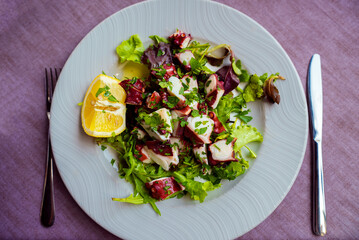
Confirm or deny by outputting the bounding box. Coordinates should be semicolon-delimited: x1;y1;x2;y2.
308;54;327;236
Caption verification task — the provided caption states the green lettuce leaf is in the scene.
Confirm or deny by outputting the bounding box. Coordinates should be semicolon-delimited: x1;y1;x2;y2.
212;161;247;181
232;59;250;82
173;172;220;203
235;109;253;124
116;34;145;63
231;125;263;152
112;194;144;205
187;180;219;202
189;57;214;75
98;131;162;215
149;35;169;45
243;73;283;103
132;162;171;183
183;41;210;59
215;93;245;128
242;74;265;102
131;174;161;215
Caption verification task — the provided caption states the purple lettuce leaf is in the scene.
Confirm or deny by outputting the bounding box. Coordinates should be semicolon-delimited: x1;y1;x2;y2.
141;42;173;69
216;65;240;95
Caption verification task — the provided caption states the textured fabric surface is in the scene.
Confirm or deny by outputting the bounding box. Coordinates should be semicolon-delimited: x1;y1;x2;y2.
1;0;358;239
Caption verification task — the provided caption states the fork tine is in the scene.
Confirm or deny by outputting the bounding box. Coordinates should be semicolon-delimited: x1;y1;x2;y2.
54;68;59;87
45;68;50;109
50;68;54;100
45;68;48;98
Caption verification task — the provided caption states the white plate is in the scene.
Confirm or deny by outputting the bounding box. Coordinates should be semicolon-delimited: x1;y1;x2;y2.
50;0;308;239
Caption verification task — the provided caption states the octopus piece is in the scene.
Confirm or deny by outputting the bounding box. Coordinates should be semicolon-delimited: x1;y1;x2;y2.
130;127;147;140
141;108;172;141
145;140;179;171
169;30;192;49
134;144;152;163
208;139;237;166
193;144;208;165
119;78;145;105
197;102;208;115
151;63;178;81
175;50;195;72
181;75;198;94
173;105;192;117
208;111;226;134
184;115;214;144
181;75;199;110
170;137;191;154
145;177;185;200
171;110;187;137
167;76;186;104
159;90;171;108
204;74;225;109
146;91;162;110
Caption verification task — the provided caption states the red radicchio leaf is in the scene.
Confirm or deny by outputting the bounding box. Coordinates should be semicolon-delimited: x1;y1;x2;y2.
216;65;240;95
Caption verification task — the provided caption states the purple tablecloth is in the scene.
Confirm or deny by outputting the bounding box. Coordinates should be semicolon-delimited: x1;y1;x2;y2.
1;0;358;239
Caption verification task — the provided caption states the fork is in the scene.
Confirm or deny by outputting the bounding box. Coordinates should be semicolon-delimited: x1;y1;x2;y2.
40;68;60;227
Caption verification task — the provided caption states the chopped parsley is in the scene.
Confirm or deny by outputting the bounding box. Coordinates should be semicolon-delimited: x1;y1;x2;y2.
159;79;173;90
108;95;119;102
213;144;221;151
180;119;188;127
164;96;179;108
152;66;167;77
226;136;234;145
179;87;185;95
96;85;119;102
157;49;164;56
96;85;110;97
137;111;163;129
191;110;200;117
195;127;207;135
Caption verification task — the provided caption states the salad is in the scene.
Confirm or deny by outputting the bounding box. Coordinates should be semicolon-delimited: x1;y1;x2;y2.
81;30;284;215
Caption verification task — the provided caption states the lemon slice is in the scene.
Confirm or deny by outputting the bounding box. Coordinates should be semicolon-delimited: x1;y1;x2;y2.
81;74;126;137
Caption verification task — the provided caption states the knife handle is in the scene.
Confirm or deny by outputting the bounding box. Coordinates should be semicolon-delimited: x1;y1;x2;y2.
312;139;327;236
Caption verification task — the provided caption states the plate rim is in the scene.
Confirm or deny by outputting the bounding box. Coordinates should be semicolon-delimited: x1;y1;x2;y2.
51;0;308;239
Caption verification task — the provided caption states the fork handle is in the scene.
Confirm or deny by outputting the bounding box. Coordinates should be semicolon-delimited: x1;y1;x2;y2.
40;133;55;227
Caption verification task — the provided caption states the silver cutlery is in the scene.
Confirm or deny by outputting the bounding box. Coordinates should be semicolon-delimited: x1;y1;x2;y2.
40;68;60;227
308;54;327;236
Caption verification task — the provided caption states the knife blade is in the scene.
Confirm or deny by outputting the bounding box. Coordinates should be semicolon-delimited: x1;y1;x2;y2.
308;54;327;236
